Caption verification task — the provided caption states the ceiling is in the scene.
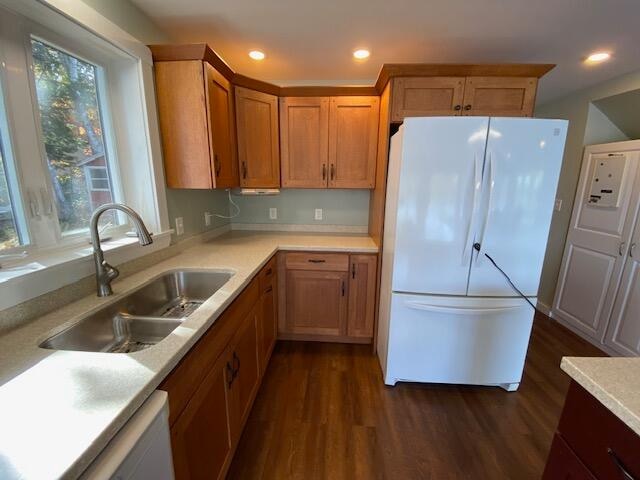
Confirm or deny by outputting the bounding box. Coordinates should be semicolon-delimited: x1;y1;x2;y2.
131;0;640;105
593;89;640;139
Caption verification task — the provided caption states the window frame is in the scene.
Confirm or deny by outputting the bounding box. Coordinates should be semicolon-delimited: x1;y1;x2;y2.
0;0;171;310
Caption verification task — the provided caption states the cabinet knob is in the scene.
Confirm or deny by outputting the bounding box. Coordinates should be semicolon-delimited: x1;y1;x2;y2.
330;164;335;181
454;105;462;111
464;104;472;111
322;164;326;181
242;161;247;179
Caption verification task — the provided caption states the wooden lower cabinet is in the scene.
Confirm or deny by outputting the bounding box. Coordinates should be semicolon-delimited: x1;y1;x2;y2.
279;252;377;342
258;259;278;374
285;269;348;336
171;348;233;480
161;257;276;480
543;381;640;480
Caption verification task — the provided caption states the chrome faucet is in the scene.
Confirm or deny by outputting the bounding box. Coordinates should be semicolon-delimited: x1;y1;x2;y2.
90;203;153;297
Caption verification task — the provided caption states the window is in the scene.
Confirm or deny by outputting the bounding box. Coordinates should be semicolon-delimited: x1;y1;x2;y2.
0;128;21;250
30;38;118;235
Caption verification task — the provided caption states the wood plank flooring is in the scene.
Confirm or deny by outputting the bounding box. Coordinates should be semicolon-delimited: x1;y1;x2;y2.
227;314;605;479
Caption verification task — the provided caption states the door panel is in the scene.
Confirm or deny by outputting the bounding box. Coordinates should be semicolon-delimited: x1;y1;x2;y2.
259;281;277;372
280;97;329;188
284;269;348;335
392;116;489;295
235;87;280;187
385;293;534;386
468;118;567;296
391;77;465;121
328;96;379;188
347;254;377;338
205;64;238;188
171;351;232;480
556;245;616;334
462;77;537;117
554;146;640;342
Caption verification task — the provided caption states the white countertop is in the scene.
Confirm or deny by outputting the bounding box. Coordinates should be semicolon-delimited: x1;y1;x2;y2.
0;231;377;480
561;356;640;437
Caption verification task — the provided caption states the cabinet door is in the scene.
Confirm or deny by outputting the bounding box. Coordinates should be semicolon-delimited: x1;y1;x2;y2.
259;280;277;373
205;64;238;188
280;97;329;188
285;269;348;336
328;96;379;189
347;255;377;338
542;434;596;480
391;77;465;121
605;217;640;356
461;77;537;117
155;60;213;189
235;87;280;187
229;306;260;443
171;349;233;480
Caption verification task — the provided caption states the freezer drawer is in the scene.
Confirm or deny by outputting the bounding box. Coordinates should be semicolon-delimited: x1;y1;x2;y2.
385;293;534;390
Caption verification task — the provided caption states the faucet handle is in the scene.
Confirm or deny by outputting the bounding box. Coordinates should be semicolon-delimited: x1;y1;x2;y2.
102;261;120;282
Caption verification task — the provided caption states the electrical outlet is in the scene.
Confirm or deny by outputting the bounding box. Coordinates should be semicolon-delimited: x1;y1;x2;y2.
554;199;562;212
175;217;184;235
269;207;277;220
314;208;323;221
204;212;212;226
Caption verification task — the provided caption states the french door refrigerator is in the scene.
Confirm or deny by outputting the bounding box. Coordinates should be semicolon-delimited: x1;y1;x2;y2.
377;116;568;391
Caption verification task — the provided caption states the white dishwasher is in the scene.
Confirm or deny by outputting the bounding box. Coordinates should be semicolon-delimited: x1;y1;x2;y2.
81;390;175;479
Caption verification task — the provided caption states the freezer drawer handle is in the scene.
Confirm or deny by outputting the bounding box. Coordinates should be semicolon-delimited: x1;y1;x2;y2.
405;301;523;315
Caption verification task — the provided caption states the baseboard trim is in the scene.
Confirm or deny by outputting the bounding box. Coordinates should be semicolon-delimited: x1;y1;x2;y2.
536;300;551;316
278;332;372;344
231;223;368;234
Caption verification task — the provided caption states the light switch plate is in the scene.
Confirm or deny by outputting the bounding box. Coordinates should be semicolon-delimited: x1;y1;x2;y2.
175;217;184;235
269;207;277;220
314;208;323;221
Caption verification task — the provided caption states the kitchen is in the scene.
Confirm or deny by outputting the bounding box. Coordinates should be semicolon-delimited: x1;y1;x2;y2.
0;0;639;479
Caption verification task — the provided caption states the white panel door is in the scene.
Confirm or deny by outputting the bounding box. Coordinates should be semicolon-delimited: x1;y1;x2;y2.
554;141;640;342
392;116;489;295
385;293;534;388
604;214;640;356
468;118;568;296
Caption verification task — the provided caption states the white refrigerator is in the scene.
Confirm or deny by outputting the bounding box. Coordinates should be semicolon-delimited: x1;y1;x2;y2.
377;116;568;391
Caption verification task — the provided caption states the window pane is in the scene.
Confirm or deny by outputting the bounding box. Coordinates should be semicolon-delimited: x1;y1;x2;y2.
0;132;22;251
31;39;117;234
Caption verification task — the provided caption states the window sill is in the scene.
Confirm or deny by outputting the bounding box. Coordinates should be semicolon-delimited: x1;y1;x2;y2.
0;230;172;311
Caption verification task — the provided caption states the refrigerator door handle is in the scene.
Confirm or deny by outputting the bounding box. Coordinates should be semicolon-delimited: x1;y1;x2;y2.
462;153;483;264
476;151;495;263
405;301;523;315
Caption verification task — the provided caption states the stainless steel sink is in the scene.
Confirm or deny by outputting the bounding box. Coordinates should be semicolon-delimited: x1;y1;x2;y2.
39;270;233;353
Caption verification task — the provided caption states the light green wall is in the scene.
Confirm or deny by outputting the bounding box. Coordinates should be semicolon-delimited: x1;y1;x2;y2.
231;189;370;226
584;104;629;145
80;0;232;242
535;69;640;307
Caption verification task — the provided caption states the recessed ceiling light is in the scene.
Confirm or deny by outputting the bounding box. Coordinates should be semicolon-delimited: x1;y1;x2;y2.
353;49;370;60
585;51;611;63
249;50;265;61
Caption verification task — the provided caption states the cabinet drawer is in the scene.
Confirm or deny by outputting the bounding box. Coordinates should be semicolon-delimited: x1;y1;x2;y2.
259;255;277;292
558;381;640;480
542;434;596;480
284;252;349;271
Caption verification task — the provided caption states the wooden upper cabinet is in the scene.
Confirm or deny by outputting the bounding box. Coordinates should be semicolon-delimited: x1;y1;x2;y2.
328;96;379;189
279;97;329;188
205;64;238;187
155;60;238;189
391;77;465;121
461;77;537;117
235;87;280;187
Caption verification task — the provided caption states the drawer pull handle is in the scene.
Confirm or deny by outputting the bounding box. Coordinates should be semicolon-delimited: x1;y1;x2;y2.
226;361;234;388
608;448;636;480
233;351;241;377
308;259;326;263
265;285;273;293
351;263;356;279
266;267;273;275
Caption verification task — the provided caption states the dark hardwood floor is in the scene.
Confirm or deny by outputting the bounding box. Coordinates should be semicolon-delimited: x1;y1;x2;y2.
227;314;605;479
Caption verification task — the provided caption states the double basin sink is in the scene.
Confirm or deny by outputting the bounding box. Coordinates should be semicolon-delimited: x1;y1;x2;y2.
39;270;234;354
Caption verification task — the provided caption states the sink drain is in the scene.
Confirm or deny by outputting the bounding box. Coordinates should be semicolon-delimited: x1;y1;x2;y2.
160;300;203;319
